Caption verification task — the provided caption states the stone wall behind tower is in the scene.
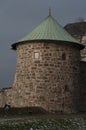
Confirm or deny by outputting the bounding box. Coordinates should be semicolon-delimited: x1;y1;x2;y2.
12;41;81;113
80;61;86;112
0;88;12;107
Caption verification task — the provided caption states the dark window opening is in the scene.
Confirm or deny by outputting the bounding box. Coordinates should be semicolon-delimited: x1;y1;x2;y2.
62;53;66;60
64;85;69;92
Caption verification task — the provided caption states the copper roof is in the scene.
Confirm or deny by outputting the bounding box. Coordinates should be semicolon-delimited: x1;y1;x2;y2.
12;14;84;50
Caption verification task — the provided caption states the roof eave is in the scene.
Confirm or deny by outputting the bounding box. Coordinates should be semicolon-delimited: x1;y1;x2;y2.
11;39;84;50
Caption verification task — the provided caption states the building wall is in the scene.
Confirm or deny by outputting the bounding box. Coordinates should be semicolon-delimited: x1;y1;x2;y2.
79;61;86;112
80;35;86;61
10;41;81;113
72;35;86;61
70;34;86;112
0;88;12;107
0;90;5;107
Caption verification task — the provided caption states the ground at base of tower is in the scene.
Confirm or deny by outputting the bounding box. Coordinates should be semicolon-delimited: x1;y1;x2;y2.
0;113;86;121
0;114;86;130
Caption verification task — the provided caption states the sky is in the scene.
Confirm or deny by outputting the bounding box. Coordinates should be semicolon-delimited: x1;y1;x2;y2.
0;0;86;88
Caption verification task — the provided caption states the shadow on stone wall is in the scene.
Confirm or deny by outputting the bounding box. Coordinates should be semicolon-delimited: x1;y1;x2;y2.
0;107;48;117
79;61;86;112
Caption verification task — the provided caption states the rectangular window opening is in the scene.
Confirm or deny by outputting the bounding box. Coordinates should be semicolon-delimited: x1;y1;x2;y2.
34;52;40;59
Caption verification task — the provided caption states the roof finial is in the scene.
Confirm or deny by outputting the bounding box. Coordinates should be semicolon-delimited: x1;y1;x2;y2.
49;7;51;16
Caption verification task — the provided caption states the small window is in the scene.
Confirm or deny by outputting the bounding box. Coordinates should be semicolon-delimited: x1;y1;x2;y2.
64;85;69;92
34;52;40;59
62;53;66;60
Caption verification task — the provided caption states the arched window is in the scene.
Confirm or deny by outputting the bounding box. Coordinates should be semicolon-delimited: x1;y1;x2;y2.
62;53;66;60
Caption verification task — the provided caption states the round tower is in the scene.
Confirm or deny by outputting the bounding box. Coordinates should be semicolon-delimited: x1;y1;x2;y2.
11;13;84;113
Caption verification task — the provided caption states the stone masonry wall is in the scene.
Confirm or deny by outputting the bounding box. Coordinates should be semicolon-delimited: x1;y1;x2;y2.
81;35;86;61
11;41;81;113
79;61;86;112
0;88;12;107
0;90;5;107
73;35;86;61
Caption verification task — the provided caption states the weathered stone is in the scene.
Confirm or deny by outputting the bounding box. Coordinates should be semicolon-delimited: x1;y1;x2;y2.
1;41;79;113
0;34;86;114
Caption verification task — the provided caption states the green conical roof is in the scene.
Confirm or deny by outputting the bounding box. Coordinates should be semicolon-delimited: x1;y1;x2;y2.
12;13;84;49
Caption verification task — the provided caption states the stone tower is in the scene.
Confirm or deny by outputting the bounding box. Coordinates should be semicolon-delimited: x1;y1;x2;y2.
11;13;84;113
